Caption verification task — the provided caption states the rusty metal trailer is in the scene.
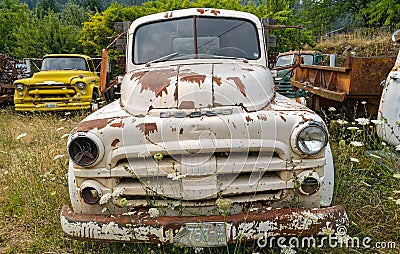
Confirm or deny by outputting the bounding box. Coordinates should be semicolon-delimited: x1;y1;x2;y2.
291;56;396;116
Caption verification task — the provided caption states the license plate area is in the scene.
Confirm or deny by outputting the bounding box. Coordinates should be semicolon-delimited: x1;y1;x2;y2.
45;103;57;108
174;222;227;247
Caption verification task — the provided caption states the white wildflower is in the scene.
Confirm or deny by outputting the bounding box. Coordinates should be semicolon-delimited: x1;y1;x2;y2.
395;145;400;151
347;126;359;131
61;134;70;139
350;141;364;147
336;119;349;125
102;207;108;213
303;211;319;223
216;198;232;211
64;112;71;116
355;118;370;125
148;208;160;218
393;190;400;194
396;199;400;205
350;157;360;163
371;119;384;125
280;245;297;254
105;221;116;233
194;247;204;254
16;133;27;140
388;197;394;200
59;118;66;122
53;154;64;160
393;173;400;179
361;101;367;105
56;127;64;131
99;193;112;205
138;151;151;158
167;173;186;181
328;107;336;112
112;187;125;197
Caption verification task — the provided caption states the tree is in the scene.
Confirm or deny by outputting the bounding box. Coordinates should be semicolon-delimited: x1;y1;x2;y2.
363;0;400;28
0;0;31;54
11;10;81;58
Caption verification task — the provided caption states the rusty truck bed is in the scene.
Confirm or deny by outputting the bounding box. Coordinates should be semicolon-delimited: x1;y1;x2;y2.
291;56;396;116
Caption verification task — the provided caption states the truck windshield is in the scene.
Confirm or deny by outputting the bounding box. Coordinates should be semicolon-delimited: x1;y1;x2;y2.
133;16;260;64
41;57;88;71
275;55;295;67
275;54;314;67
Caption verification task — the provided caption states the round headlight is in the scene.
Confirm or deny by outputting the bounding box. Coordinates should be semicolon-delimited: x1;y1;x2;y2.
292;122;328;155
15;84;25;91
76;82;86;90
68;134;103;167
300;177;320;195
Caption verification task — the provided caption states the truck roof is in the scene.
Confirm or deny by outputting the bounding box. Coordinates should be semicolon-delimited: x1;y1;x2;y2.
128;8;262;35
43;54;91;60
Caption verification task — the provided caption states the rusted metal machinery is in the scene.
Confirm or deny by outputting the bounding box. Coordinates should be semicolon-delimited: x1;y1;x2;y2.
0;54;31;106
0;54;18;105
291;56;396;116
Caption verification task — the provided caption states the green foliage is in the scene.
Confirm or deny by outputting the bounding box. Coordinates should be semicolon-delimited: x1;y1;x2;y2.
0;0;31;53
11;10;82;58
362;0;400;28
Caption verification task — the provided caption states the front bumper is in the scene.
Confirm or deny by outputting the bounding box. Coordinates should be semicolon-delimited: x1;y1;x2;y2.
61;205;348;247
14;101;91;111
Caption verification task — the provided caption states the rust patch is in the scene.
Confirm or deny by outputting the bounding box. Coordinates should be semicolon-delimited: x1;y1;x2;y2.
179;128;184;135
171;127;176;132
257;114;268;121
210;10;220;16
242;68;254;72
111;139;120;147
227;77;246;96
280;115;287;122
197;9;205;14
180;74;206;88
164;12;173;18
213;76;222;86
110;121;124;128
132;69;178;98
136;123;158;135
72;117;126;133
179;100;195;109
245;116;253;122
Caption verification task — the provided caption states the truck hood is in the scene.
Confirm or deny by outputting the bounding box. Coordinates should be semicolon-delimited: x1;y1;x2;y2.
120;63;275;115
27;70;94;85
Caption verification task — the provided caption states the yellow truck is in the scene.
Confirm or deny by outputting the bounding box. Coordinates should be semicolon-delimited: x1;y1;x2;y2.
13;54;101;111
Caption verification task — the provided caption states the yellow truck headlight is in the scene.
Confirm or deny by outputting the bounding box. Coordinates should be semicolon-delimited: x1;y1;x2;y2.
76;82;86;90
15;84;25;91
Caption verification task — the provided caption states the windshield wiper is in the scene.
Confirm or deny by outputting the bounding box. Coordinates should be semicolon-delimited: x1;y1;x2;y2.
145;53;179;67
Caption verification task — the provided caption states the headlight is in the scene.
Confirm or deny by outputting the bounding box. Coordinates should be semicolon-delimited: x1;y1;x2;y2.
76;82;86;90
68;133;104;167
15;84;25;91
291;122;328;155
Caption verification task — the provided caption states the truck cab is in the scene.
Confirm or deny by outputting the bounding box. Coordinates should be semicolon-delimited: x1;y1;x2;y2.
273;51;324;98
61;9;347;247
13;54;101;111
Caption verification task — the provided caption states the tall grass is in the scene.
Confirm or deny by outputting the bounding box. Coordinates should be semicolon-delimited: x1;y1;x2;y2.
0;104;399;253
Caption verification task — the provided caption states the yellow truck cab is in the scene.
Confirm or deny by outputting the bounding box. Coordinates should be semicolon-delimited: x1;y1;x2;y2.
13;54;101;111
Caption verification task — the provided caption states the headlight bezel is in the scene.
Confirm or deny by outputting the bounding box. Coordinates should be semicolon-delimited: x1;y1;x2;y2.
67;132;104;167
291;121;328;156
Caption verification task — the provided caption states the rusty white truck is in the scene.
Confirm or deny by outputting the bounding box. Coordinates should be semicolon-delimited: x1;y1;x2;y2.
61;8;348;247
